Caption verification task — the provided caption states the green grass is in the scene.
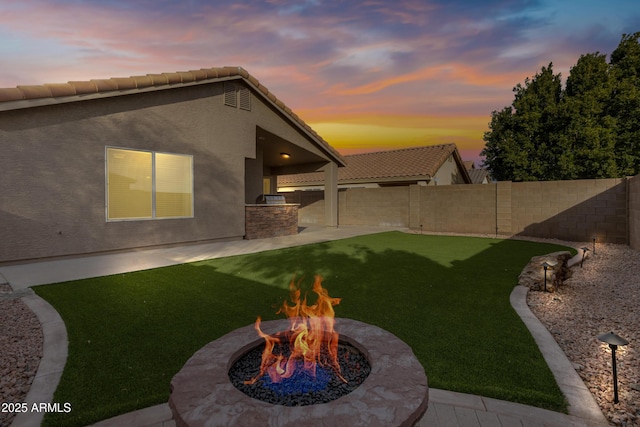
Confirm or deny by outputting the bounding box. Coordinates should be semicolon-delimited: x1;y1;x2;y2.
34;232;575;426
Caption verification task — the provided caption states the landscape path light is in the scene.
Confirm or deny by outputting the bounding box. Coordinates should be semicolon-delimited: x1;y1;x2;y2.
591;235;597;255
581;247;589;268
541;261;555;292
597;331;629;404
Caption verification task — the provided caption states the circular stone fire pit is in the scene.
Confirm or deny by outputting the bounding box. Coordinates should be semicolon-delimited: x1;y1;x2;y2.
169;318;429;427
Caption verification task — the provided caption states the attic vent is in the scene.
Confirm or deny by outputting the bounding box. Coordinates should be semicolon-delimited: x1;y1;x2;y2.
239;86;251;111
224;83;237;107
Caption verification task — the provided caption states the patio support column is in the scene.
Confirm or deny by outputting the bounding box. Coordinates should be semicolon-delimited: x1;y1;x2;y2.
324;162;339;227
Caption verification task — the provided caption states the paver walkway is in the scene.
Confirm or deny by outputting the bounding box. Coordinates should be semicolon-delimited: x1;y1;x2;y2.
1;226;609;427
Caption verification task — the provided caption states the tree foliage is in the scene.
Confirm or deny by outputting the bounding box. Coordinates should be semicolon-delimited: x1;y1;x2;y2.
482;33;640;181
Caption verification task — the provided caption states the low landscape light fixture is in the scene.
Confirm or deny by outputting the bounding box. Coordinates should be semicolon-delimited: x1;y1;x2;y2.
591;235;597;255
420;224;423;234
280;152;291;159
580;247;589;268
542;261;555;292
597;331;629;404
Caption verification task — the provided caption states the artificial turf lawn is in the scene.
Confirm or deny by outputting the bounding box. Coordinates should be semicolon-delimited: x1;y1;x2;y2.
34;232;575;426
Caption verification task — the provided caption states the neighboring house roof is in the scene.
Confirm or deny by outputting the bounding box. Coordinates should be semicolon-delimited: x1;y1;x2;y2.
463;160;475;170
279;144;472;186
467;168;491;184
0;66;345;167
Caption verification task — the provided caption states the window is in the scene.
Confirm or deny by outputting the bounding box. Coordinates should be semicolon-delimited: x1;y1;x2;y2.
263;177;272;194
106;147;193;220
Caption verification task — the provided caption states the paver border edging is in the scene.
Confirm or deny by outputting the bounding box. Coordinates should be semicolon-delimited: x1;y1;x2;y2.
510;285;608;426
10;292;68;427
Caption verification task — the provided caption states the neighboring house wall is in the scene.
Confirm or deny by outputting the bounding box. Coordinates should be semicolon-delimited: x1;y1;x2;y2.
630;174;640;250
0;81;333;263
432;154;465;185
288;176;633;244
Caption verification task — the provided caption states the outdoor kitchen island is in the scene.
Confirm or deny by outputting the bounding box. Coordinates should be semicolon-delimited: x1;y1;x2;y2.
245;195;300;240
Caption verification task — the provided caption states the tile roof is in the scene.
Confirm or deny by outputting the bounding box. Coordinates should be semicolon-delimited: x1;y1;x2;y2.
467;168;491;184
0;67;240;103
279;144;471;185
0;66;345;166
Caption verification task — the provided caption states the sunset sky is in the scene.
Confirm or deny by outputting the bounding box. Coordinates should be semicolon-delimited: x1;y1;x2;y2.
1;0;638;165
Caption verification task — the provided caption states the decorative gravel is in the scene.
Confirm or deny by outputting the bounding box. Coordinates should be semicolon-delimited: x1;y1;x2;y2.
527;241;640;426
1;236;637;426
0;285;44;427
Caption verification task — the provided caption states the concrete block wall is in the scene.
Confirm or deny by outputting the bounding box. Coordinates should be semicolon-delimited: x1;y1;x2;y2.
630;175;640;250
510;178;627;244
339;187;410;227
418;184;497;234
496;182;512;235
287;175;637;245
283;191;325;224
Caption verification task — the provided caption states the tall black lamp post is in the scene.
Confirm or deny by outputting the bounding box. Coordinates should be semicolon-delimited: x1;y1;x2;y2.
597;331;629;404
580;247;589;268
542;261;555;292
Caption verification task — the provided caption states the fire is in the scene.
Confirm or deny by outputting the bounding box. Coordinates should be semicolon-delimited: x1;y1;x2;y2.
245;275;346;385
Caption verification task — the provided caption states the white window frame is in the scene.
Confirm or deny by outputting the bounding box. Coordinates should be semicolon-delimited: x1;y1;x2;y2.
105;146;194;221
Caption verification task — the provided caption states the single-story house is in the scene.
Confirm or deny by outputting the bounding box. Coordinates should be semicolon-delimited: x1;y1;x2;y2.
278;144;472;191
464;161;491;184
467;168;491;184
0;66;345;264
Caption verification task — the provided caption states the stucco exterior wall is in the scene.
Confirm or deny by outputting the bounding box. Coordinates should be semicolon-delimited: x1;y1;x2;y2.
0;84;246;262
630;174;640;250
0;81;334;263
431;154;465;185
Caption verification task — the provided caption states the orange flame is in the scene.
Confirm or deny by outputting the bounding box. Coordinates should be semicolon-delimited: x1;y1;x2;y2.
245;275;346;385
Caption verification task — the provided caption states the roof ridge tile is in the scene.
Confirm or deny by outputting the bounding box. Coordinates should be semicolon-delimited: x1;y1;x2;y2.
43;83;76;97
16;85;53;99
344;144;455;158
90;79;118;91
0;88;25;102
131;75;154;88
68;80;98;94
111;77;137;90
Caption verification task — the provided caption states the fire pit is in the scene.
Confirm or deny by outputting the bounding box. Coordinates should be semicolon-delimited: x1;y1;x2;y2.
169;277;428;426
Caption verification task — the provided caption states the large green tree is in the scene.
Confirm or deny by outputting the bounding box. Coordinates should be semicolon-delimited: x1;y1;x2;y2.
482;33;640;181
609;32;640;176
559;52;618;179
482;64;563;181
